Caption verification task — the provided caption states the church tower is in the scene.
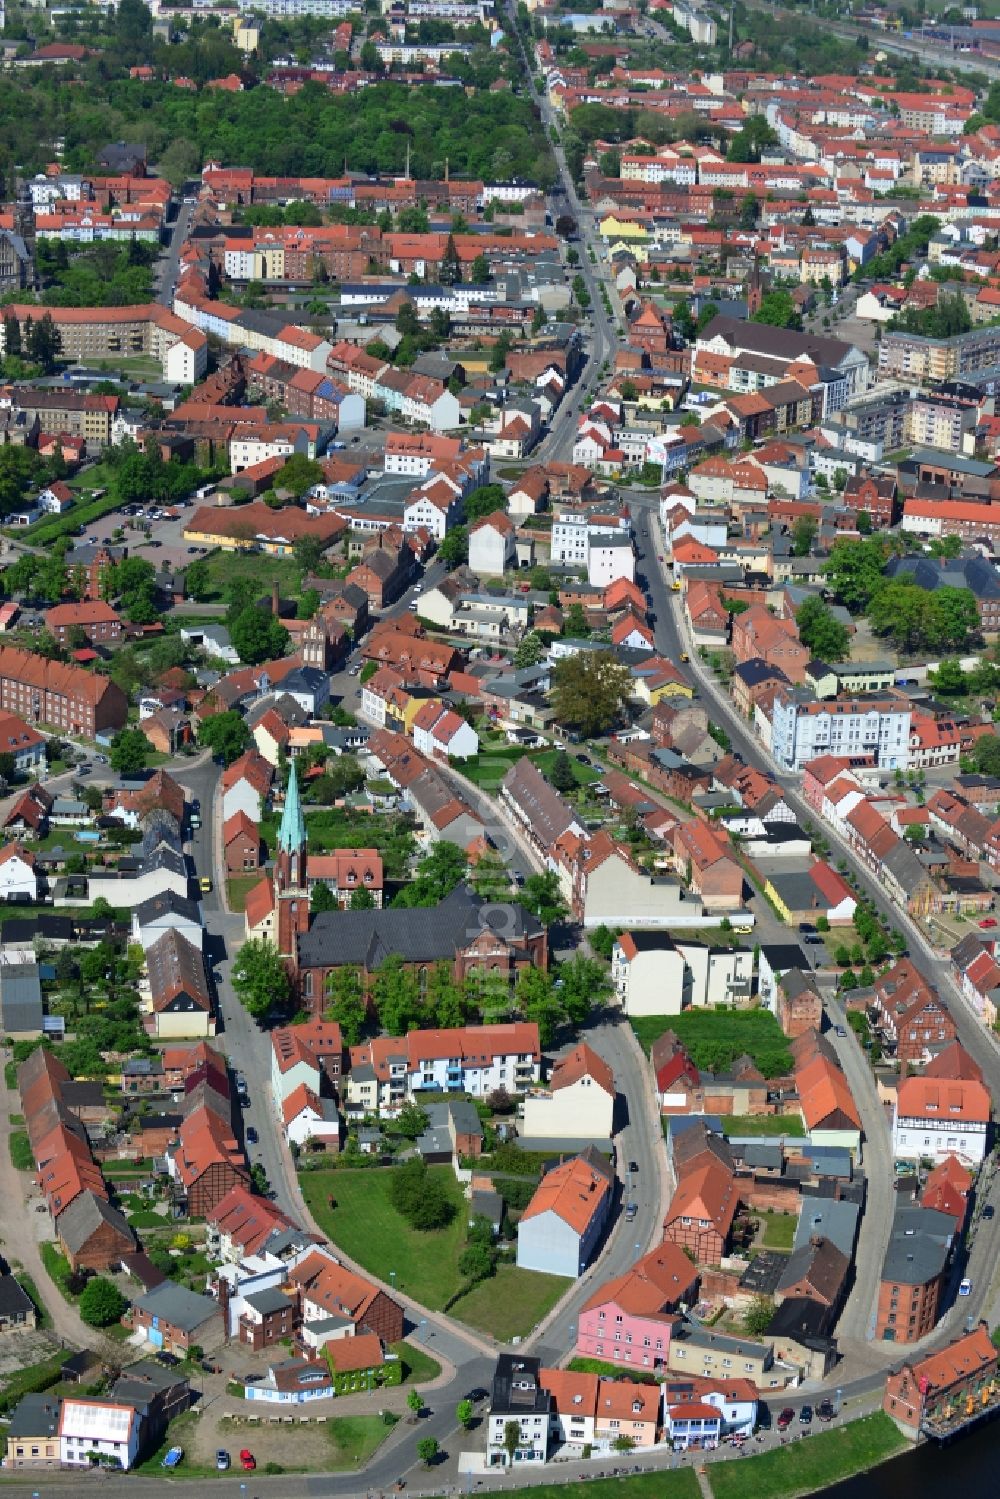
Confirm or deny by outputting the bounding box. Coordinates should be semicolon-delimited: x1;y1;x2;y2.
12;182;38;292
274;761;310;960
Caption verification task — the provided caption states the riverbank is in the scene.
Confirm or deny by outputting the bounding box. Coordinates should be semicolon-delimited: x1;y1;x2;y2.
705;1413;906;1499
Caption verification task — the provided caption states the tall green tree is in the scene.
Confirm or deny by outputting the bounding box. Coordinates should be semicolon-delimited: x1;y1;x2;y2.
551;652;631;736
232;939;291;1021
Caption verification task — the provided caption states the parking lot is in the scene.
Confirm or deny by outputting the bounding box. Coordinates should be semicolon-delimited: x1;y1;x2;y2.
76;501;203;576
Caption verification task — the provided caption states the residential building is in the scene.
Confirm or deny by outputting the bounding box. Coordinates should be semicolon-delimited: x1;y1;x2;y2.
516;1149;614;1277
346;1020;541;1111
520;1041;615;1143
892;1050;991;1166
769;689;911;772
127;1281;224;1355
576;1242;697;1368
883;1324;1000;1438
0;645;128;735
876;1202;954;1343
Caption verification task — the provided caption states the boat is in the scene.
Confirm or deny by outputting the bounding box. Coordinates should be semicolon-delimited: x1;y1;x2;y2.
161;1446;184;1469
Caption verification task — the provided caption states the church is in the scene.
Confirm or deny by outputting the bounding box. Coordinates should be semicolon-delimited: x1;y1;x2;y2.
252;763;547;1018
0;186;38;297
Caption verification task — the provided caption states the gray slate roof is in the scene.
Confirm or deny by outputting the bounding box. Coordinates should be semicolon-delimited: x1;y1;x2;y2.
55;1191;136;1256
298;883;541;970
133;1280;220;1334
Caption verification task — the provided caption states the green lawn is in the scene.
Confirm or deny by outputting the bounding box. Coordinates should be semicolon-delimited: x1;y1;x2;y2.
708;1413;906;1499
462;744;600;796
757;1210;797;1251
199;547;304;603
9;1130;33;1170
567;1356;659;1385
391;1340;441;1386
327;1413;399;1469
226;874;259;913
721;1115;805;1138
432;1472;700;1499
0;1353;66;1416
631;1009;793;1079
450;1263;570;1341
299;1167;468;1309
13;1271;51;1330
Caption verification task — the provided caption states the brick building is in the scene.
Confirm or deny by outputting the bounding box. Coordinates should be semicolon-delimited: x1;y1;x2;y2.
0;645;128;734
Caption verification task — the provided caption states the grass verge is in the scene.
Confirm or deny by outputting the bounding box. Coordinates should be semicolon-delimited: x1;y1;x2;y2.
9;1129;33;1170
630;1009;792;1079
450;1263;571;1341
328;1412;399;1469
299;1166;468;1310
226;874;259;913
391;1339;442;1385
14;1271;52;1330
707;1413;906;1499
721;1115;805;1138
40;1241;75;1302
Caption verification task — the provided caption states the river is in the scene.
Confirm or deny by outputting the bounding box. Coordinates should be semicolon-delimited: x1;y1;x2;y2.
823;1420;999;1499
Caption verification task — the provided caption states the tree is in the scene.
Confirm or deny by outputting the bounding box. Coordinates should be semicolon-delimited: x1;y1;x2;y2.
372;955;422;1035
232;938;291;1020
558;951;606;1026
184;558;212;602
324;966;367;1045
552;651;632;737
310;881;337;914
456;1399;475;1430
390;1157;455;1230
438;525;468;567
504;1420;521;1465
79;1276;127;1328
230;606;290;666
351;887;377;910
930;658;966;695
823;537;887;615
109;728;150;777
612;1435;636;1454
791;515;817;557
469;850;511;903
395;841;468;907
517;870;566;927
407;1389;424;1418
464;484;507;523
514;631;544;669
278;454;324;497
752;289;802;330
199;710;250;765
548;748;576;795
416;1437;439;1468
743;1295;775;1336
516;966;563;1046
458;1240;495;1282
396;1101;430;1139
796;597;850;661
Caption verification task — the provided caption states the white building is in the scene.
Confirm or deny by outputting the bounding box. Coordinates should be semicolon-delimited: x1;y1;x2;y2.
59;1401;141;1471
891;1073;991;1166
612;931;754;1015
769;690;911;772
468;511;516;575
0;844;40;901
550;510;634;587
521;1041;615;1141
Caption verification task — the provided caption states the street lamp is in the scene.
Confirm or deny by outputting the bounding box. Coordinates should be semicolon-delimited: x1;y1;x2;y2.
418;1318;427;1343
390;1270;396;1288
834;1387;843;1417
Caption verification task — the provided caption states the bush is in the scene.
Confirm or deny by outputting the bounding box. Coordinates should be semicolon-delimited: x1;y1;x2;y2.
389;1159;456;1231
79;1276;128;1328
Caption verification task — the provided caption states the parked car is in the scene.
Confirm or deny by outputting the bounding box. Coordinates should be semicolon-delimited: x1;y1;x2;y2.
799;1405;813;1425
776;1408;795;1430
817;1401;835;1422
628;1160;639;1175
247;1126;258;1145
984;1205;995;1220
216;1450;230;1471
979;917;997;929
835;1025;847;1037
959;1277;973;1296
240;1450;256;1472
625;1202;638;1221
157;1352;181;1368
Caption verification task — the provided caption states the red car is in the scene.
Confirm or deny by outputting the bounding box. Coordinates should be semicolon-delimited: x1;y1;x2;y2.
979;918;998;929
776;1408;795;1431
240;1450;256;1472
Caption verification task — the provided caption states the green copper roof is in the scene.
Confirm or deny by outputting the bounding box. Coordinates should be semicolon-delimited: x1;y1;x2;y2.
278;760;305;854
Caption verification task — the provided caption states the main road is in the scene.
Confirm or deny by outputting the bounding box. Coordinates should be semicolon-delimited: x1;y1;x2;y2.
623;489;1000;1354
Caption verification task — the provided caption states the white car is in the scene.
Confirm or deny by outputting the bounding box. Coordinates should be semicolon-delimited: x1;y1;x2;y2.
959;1278;972;1297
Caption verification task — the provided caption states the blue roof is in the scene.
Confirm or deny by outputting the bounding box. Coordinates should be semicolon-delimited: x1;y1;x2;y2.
278;761;305;855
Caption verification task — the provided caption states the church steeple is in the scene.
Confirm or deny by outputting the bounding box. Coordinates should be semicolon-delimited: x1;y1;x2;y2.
275;761;309;959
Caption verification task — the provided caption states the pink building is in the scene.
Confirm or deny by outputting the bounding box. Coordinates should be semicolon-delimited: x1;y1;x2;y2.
576;1242;697;1371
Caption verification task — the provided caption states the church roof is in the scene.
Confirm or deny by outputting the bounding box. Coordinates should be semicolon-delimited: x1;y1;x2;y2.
278;761;305;856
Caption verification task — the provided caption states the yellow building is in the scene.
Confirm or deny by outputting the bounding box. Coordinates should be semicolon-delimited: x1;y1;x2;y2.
599;215;649;243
